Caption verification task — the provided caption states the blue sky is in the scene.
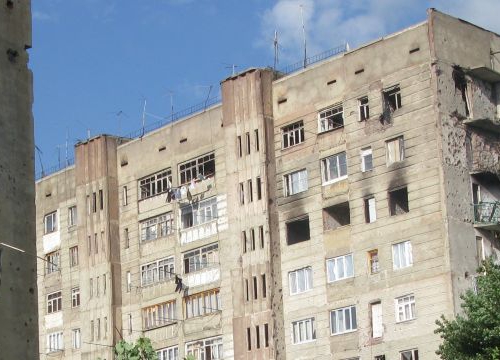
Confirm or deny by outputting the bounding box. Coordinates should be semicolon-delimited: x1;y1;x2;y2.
31;0;500;175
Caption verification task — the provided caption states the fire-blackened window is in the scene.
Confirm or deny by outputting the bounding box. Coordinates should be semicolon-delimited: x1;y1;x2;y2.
389;187;409;216
323;202;350;230
286;217;310;245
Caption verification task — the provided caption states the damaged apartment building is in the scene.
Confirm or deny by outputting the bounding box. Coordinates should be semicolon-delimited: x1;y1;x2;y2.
35;9;500;360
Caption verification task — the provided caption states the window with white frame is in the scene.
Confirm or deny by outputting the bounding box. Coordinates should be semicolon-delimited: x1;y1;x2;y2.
284;169;308;196
139;169;172;200
289;267;313;295
47;291;62;313
157;346;179;360
360;147;373;172
72;328;81;349
359;96;369;121
140;213;174;242
44;211;57;234
395;294;416;322
386;136;404;165
400;349;418;360
69;246;78;267
186;336;223;360
282;121;305;149
364;197;377;223
318;104;344;132
392;241;413;269
180;197;217;229
292;317;316;344
46;251;60;274
370;301;383;338
321;152;347;184
47;331;63;352
326;254;354;282
141;257;175;286
185;289;221;318
142;300;177;329
122;186;128;206
71;287;80;307
68;206;77;227
384;85;402;111
330;306;357;335
179;153;215;185
183;243;219;274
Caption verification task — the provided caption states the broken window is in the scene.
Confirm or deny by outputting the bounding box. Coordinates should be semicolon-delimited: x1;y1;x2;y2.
321;152;347;184
284;169;308;196
360;147;373;172
318;104;344;132
286;217;310;245
179;153;215;184
386;136;404;165
323;202;350;230
180;197;217;229
359;96;369;121
142;300;176;329
368;249;380;274
183;243;219;274
400;349;418;360
388;187;409;215
381;85;401;123
44;211;57;234
453;66;472;118
139;169;172;200
282;121;305;149
46;251;60;274
326;253;354;282
289;266;313;294
140;213;174;242
364;197;377;223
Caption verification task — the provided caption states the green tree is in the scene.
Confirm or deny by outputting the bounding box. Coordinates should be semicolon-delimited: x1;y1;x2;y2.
435;258;500;359
113;337;158;360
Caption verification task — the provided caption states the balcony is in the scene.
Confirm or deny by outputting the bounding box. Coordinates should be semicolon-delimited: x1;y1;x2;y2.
473;202;500;230
180;220;218;245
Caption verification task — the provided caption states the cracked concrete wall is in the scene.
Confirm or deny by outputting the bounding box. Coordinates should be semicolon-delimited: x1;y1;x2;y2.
0;1;38;359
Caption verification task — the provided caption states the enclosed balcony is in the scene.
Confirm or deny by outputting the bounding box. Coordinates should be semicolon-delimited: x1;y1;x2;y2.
473;201;500;230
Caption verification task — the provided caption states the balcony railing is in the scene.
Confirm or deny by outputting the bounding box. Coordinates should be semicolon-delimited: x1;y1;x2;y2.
473;202;500;230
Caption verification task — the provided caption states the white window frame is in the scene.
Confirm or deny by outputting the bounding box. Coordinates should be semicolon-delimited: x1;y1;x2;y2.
321;152;347;185
44;211;57;234
185;289;221;319
318;104;344;132
68;206;77;227
140;212;174;242
384;85;402;111
185;336;223;360
140;256;175;286
358;96;369;121
183;243;219;274
392;241;413;270
142;300;177;329
72;328;81;349
400;349;418;360
360;147;373;172
69;246;78;267
139;168;172;200
180;197;217;229
71;287;80;308
365;197;377;223
386;136;404;165
157;346;179;360
46;251;60;274
282;121;305;149
288;267;313;295
330;306;357;335
291;317;316;344
47;331;63;352
179;153;215;185
47;291;62;314
284;169;308;196
395;294;416;322
326;254;354;283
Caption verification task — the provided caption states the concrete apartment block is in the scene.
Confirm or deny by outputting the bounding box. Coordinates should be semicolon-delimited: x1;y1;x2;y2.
0;1;38;359
35;9;500;360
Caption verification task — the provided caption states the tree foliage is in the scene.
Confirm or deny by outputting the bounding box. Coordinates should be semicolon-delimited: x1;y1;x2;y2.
113;337;158;360
435;258;500;360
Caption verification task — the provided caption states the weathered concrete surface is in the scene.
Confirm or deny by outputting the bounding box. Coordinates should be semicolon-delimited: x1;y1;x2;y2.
0;1;38;359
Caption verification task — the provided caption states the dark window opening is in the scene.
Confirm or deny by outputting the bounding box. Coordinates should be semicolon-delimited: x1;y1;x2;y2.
453;66;470;117
259;226;264;248
264;323;269;347
381;85;401;123
246;132;251;155
262;274;266;298
237;136;242;157
254;129;260;151
99;189;104;210
286;217;310;245
242;231;247;254
389;187;409;215
92;192;97;213
256;177;262;200
245;279;249;301
256;325;261;348
359;97;369;121
253;276;258;300
251;228;256;250
323;202;350;230
247;327;252;351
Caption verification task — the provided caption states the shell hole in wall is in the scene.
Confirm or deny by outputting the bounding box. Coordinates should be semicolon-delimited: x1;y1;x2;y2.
6;0;13;9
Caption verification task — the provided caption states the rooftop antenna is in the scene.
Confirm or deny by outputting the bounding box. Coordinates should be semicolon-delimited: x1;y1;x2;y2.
346;41;350;51
164;91;174;122
300;4;307;68
140;98;147;138
56;145;61;168
223;63;238;76
35;145;44;177
65;129;69;166
204;85;213;110
274;29;280;70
